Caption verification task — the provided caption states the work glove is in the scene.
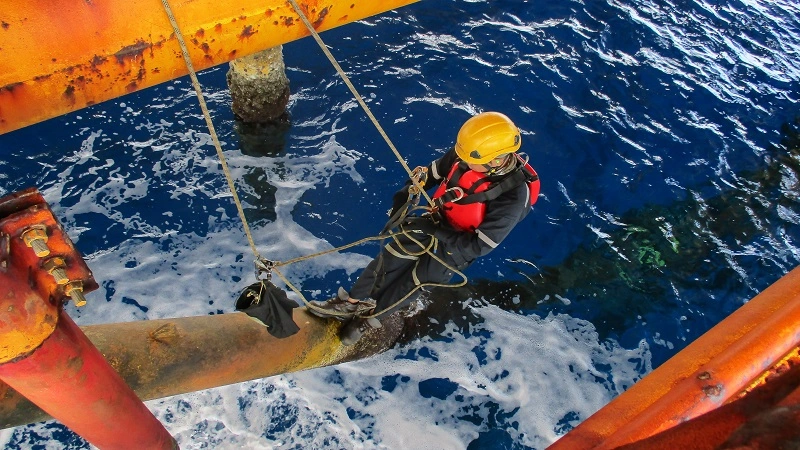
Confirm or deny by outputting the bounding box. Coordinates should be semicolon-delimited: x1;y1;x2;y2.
402;216;439;236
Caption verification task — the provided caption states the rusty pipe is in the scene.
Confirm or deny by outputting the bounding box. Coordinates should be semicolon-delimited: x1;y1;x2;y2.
1;308;403;429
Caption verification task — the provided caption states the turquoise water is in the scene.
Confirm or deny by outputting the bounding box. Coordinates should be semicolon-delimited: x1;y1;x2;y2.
1;0;799;448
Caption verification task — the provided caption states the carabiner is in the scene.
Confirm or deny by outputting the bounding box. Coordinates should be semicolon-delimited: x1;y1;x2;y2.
443;186;465;203
408;166;429;195
254;258;275;281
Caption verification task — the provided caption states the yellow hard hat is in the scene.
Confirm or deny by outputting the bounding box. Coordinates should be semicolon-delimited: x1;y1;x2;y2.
455;112;521;164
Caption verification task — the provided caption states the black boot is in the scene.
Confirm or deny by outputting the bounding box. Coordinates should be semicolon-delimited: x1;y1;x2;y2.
307;287;376;322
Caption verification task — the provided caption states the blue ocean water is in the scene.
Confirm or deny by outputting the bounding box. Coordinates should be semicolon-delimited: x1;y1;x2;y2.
1;0;799;448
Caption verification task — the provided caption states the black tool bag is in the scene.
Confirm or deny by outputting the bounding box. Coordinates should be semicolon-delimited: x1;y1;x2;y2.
235;280;300;338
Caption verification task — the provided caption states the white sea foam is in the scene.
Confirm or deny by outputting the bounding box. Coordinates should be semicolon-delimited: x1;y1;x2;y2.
0;122;651;448
140;306;650;449
2;0;799;447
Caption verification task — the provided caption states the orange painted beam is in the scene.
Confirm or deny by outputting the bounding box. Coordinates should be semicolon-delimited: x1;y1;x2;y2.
615;352;800;450
0;0;418;134
0;308;177;449
549;265;800;449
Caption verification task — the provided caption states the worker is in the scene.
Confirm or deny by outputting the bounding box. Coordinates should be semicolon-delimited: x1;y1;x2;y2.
309;111;540;345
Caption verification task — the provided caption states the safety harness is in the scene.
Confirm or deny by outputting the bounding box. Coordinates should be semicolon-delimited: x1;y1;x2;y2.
433;155;540;231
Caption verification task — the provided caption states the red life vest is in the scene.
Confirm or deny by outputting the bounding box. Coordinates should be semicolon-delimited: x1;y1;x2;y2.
432;156;539;232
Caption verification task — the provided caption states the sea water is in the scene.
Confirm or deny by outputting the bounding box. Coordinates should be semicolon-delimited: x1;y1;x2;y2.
1;0;799;448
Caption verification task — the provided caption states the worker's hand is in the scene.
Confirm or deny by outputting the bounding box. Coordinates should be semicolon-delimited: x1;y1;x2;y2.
402;216;438;236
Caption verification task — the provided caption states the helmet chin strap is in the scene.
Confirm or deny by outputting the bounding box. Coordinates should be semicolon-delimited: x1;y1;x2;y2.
484;153;517;176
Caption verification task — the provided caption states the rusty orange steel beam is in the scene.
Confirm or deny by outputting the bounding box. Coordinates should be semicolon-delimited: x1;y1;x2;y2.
549;265;800;450
0;0;418;135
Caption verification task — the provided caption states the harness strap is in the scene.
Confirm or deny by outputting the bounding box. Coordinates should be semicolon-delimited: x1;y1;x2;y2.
437;157;539;207
456;167;537;205
445;162;470;190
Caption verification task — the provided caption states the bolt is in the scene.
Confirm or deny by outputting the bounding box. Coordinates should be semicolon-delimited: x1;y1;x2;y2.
21;226;50;257
42;256;69;285
51;267;69;285
65;280;87;307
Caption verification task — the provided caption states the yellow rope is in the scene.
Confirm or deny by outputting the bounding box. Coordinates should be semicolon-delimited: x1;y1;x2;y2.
282;1;473;318
159;0;262;261
286;0;433;207
271;228;467;320
160;0;467;320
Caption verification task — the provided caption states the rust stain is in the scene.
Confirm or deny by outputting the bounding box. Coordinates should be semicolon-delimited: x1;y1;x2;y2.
239;25;256;39
71;76;89;90
148;323;179;346
90;55;107;68
228;49;237;58
313;6;330;28
0;82;23;94
136;62;146;82
703;384;722;397
64;355;86;384
114;39;150;64
0;0;422;135
63;85;75;103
